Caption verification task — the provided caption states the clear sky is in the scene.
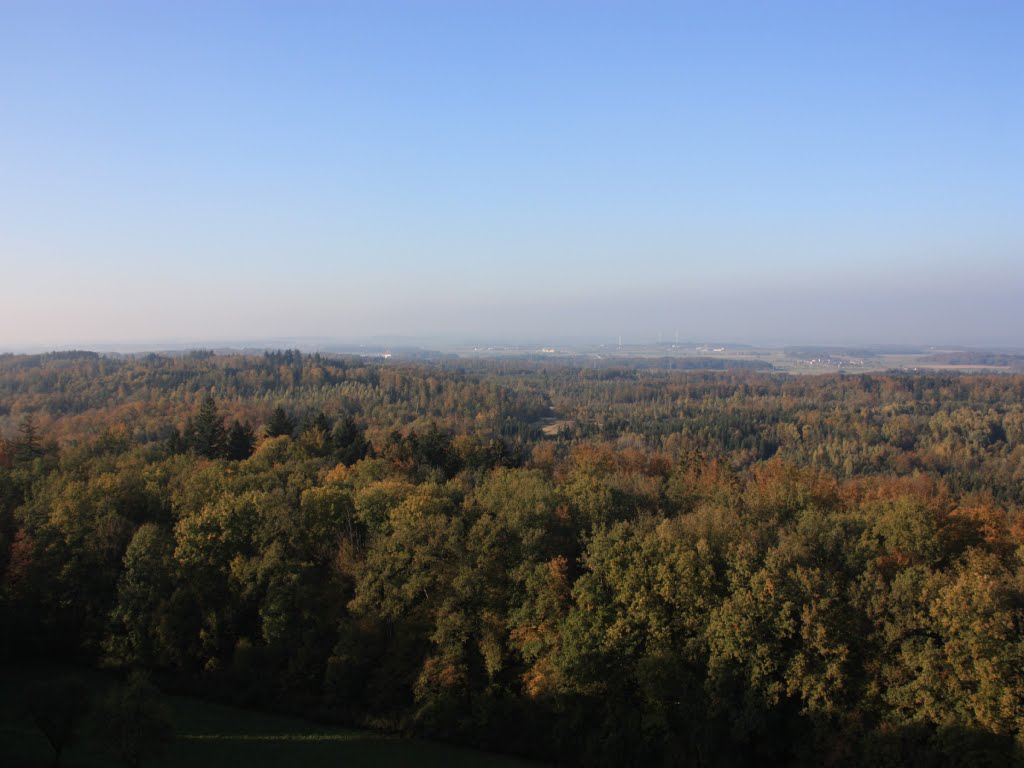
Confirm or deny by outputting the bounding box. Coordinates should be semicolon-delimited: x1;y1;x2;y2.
1;1;1022;348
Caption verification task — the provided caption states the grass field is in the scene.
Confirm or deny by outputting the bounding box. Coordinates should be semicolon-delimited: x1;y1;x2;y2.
0;664;539;767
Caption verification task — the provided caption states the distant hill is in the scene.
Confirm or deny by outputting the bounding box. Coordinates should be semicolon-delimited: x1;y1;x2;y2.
918;351;1024;368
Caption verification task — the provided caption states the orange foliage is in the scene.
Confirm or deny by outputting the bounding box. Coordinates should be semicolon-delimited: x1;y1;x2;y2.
528;442;558;478
519;657;559;699
418;656;465;689
743;459;838;514
839;473;950;508
943;496;1014;554
323;464;351;486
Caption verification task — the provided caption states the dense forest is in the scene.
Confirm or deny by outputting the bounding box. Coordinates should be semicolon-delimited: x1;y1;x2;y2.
1;351;1022;766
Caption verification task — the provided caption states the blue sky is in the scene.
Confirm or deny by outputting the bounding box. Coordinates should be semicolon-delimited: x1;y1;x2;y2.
1;1;1021;347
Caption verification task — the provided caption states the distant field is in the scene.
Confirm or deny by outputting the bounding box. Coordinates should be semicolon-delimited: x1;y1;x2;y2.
449;342;1024;375
0;664;539;768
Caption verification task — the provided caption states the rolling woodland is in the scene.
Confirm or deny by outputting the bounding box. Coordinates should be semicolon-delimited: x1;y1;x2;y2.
1;350;1023;766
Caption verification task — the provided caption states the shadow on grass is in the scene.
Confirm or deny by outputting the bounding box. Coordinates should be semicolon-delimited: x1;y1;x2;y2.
2;664;538;768
162;731;533;768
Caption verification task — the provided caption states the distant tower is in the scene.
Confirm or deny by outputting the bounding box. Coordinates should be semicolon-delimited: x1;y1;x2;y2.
618;334;622;348
658;332;662;344
675;329;679;344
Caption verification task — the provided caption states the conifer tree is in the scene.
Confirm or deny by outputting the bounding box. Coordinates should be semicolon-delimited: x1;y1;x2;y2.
265;405;295;438
332;414;370;465
226;420;255;461
14;413;42;463
300;412;333;457
188;395;227;458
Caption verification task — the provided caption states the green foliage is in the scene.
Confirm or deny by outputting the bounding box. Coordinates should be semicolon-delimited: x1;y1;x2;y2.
266;406;295;438
332;414;371;465
107;524;178;668
15;413;44;463
2;353;1024;765
226;420;255;461
185;396;228;459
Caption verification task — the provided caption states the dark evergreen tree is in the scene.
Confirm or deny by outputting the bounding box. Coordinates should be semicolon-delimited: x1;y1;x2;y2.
306;411;332;436
14;413;42;463
226;420;255;461
187;395;227;458
165;426;186;455
332;414;370;465
409;422;460;479
265;405;295;438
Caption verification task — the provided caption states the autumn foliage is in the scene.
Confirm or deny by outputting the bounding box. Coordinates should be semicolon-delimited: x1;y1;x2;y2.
1;351;1023;765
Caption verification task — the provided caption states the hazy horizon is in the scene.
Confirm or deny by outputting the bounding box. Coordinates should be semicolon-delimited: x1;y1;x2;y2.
3;1;1022;347
4;327;1024;357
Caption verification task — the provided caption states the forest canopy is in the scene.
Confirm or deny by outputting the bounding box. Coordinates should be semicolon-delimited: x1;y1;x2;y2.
1;351;1023;766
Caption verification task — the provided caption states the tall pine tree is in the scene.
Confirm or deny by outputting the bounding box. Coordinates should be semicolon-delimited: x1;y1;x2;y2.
265;406;295;438
14;413;43;463
332;414;370;465
226;420;255;461
187;395;227;459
